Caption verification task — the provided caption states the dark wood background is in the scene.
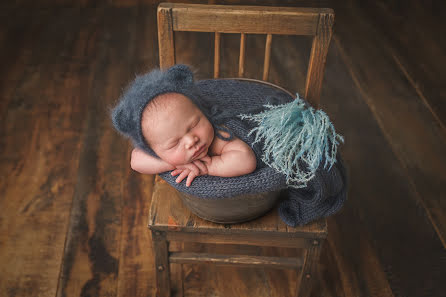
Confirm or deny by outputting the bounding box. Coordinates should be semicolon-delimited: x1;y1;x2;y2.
0;0;445;296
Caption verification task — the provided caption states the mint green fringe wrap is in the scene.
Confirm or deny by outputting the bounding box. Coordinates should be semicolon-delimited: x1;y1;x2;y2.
238;94;344;189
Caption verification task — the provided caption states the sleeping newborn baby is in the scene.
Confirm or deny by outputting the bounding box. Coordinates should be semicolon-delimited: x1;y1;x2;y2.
130;92;257;187
112;64;347;227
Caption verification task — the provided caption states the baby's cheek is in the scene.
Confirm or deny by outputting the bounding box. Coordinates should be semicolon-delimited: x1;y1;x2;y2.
166;152;188;166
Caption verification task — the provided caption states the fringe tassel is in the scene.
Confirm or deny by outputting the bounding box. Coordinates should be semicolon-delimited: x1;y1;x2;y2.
238;94;344;188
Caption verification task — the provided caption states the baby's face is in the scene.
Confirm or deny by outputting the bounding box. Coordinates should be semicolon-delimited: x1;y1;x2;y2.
141;93;214;166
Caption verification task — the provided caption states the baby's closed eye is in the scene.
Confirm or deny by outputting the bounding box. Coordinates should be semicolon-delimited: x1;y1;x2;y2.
166;141;178;149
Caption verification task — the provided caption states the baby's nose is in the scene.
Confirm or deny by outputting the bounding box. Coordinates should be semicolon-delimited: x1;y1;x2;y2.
185;135;199;149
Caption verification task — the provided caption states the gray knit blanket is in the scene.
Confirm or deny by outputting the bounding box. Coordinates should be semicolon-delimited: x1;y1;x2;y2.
156;79;348;227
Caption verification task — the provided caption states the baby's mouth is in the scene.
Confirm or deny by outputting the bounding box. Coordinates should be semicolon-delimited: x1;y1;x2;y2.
192;144;206;159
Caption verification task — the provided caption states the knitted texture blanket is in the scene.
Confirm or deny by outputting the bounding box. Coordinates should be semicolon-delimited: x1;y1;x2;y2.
111;65;348;226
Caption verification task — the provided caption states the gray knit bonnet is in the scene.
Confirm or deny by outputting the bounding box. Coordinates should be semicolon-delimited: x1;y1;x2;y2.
111;64;232;157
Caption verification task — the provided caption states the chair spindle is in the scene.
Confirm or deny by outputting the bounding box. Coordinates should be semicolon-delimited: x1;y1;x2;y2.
263;34;272;81
238;33;246;77
214;32;221;78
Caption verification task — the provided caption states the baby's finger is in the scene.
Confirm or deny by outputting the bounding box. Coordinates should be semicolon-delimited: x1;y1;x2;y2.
171;169;182;176
175;170;189;183
199;155;211;163
189;164;200;176
193;160;207;175
200;155;212;166
186;171;197;187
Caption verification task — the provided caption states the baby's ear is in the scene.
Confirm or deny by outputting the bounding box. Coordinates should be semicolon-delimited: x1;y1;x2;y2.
111;102;136;135
166;64;194;87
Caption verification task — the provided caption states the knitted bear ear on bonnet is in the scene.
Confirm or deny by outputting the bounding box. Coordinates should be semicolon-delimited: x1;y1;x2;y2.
110;64;197;157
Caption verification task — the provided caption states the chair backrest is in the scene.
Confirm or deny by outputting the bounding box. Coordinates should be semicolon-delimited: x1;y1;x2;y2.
157;3;334;108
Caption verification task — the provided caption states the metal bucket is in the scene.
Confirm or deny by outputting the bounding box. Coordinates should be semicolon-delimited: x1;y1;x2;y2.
178;190;282;224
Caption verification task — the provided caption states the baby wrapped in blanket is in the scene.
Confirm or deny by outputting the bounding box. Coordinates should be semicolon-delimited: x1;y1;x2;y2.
130;90;257;186
111;64;348;226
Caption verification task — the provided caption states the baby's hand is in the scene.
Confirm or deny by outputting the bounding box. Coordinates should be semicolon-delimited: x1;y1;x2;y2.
171;159;209;187
198;155;212;166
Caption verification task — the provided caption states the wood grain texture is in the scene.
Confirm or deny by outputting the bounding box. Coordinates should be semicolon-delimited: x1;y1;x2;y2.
54;6;158;297
170;252;303;269
305;12;334;108
152;231;171;297
263;34;272;81
115;6;160;297
1;1;445;297
238;33;246;77
357;0;446;132
214;32;221;78
296;243;323;297
160;3;325;35
0;8;95;297
158;4;175;69
118;171;156;297
323;31;446;297
332;0;446;248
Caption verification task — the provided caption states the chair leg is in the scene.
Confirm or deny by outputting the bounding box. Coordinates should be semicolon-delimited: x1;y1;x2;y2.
152;230;171;297
296;240;322;297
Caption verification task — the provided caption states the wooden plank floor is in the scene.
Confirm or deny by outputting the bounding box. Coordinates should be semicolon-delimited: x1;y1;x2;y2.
0;1;445;297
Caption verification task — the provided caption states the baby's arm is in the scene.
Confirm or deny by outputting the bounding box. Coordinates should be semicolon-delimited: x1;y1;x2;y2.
205;137;257;177
171;137;256;186
130;148;175;174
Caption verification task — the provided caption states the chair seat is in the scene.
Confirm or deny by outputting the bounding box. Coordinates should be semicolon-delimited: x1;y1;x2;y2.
148;176;328;244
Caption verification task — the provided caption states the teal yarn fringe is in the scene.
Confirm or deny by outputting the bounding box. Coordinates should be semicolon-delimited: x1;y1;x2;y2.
238;94;345;188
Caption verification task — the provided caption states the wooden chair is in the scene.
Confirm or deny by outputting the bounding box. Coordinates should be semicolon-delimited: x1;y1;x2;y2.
149;3;334;297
